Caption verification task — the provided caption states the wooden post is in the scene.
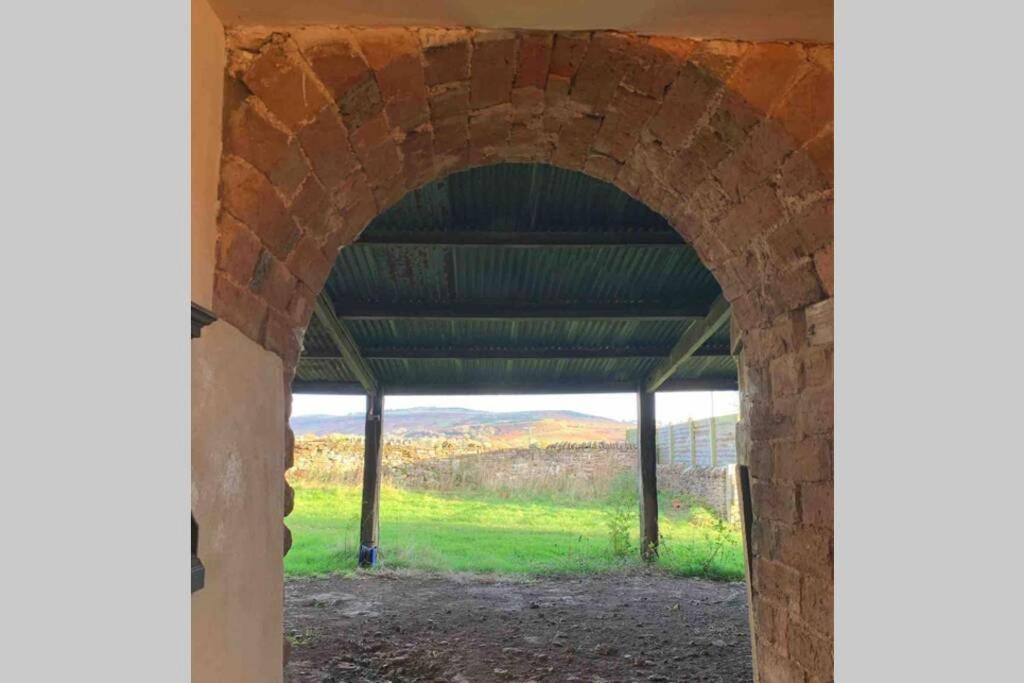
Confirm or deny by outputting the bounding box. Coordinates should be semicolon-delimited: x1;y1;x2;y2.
359;391;383;567
637;389;659;561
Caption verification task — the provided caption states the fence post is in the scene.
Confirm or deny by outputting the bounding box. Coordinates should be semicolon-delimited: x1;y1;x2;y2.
710;415;719;467
667;423;676;463
688;417;697;467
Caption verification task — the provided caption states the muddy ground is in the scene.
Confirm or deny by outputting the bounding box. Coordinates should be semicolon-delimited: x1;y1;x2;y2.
285;572;752;683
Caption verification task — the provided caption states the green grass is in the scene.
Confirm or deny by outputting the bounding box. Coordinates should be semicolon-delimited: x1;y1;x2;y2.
285;485;746;581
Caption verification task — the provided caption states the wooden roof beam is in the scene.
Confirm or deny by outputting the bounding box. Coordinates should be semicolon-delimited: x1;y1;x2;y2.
645;294;732;393
302;344;732;361
334;301;707;321
292;377;737;396
355;230;686;247
312;293;379;395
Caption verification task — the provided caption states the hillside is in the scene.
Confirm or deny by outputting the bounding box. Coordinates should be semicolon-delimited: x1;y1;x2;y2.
290;406;631;446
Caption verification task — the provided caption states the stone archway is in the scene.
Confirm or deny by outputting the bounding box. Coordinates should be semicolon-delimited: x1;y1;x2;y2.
213;26;833;681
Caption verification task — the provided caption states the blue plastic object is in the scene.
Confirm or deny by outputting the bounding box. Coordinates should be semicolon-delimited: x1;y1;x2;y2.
358;544;378;567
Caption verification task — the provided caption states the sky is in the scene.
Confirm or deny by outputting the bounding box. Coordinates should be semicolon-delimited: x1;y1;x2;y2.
292;390;739;425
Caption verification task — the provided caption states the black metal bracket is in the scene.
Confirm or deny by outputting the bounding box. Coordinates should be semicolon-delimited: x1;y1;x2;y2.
191;302;217;593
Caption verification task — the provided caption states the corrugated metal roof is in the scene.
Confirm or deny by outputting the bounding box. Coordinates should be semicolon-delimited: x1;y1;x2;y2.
370;163;673;233
299;163;736;394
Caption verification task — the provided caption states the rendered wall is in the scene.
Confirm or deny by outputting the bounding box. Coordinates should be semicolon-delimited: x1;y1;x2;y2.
192;321;285;682
192;1;287;681
192;0;225;308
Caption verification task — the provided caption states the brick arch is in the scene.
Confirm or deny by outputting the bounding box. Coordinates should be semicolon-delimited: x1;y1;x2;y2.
214;26;833;682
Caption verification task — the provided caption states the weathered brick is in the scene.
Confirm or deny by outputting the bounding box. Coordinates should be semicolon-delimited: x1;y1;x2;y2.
285;235;332;291
766;259;824;314
469;104;512;164
798;385;833;438
805;298;833;347
287;282;317;328
294;29;370;98
801;576;834;637
284;481;295;516
289;175;335;237
813;244;833;297
752;479;799;524
728;43;809;115
788;621;833;678
549;32;590;77
349;113;403;186
715;184;785;254
770;353;803;397
249;250;295;312
264;308;300;363
754;558;801;612
779;145;831;198
219;156;298;260
432;115;470;155
284;426;296;470
773;437;832;483
216;212;262;285
419;29;471;85
583;153;621;183
356;28;430;131
213;272;267;342
800;482;833;529
774;64;833;145
515;33;553;89
428;81;471;121
551;114;603;170
592;88;660;161
715;121;795;201
470;31;517;110
296;106;360;188
689;40;749;82
776;523;832;579
754;598;790;651
666;127;734;199
648;64;718;149
790;199;833;256
224;101;308;196
624;37;691;98
758;643;808;683
331;170;378;239
243;42;330;130
802;345;832;388
571;33;637;111
401;125;436;189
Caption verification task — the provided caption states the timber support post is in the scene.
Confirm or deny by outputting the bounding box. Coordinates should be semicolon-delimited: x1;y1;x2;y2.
637;388;659;561
358;391;384;567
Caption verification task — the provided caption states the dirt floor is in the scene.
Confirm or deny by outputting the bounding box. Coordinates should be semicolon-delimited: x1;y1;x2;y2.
285;572;752;683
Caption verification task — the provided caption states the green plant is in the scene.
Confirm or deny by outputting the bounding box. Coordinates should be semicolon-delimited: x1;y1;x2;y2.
689;506;735;574
603;472;637;558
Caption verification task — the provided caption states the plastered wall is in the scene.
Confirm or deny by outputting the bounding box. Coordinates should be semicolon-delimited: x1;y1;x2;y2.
192;1;287;681
192;321;285;682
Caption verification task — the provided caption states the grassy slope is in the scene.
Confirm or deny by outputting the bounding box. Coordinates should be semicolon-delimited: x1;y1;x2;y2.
286;485;745;580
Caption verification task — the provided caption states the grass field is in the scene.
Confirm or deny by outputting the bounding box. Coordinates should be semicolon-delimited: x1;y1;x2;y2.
285;485;745;580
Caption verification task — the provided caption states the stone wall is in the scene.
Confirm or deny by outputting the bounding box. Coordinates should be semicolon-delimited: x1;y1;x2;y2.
292;437;739;518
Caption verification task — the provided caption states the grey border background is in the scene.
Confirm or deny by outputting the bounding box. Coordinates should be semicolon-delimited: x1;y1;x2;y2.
2;0;1022;680
2;1;189;681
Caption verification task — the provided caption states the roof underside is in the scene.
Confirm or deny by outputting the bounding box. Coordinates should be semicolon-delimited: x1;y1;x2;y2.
295;164;736;395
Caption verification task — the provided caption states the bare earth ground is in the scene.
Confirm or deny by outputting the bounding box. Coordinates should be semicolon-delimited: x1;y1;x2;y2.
285;572;752;683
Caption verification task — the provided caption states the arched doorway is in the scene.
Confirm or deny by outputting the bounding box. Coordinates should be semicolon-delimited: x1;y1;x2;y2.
211;26;833;681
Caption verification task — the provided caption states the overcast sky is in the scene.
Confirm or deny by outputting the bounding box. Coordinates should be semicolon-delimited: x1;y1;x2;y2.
292;390;739;425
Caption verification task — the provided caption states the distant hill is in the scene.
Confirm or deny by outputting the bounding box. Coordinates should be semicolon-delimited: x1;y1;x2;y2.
290;406;631;446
